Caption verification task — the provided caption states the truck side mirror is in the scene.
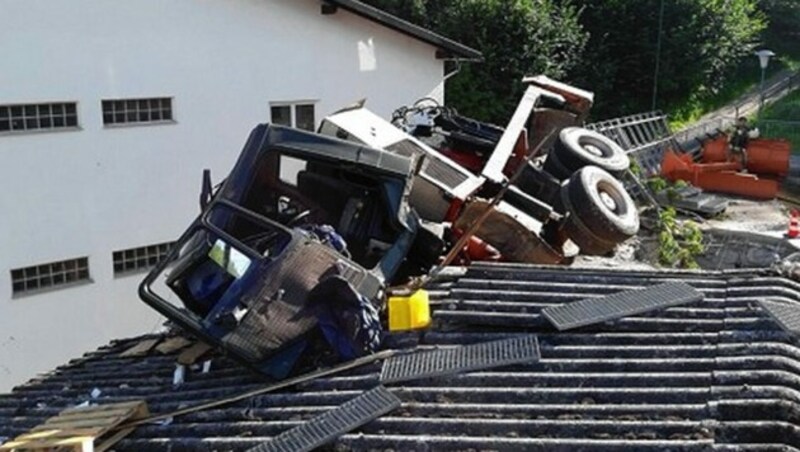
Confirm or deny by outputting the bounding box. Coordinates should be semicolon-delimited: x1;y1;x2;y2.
200;169;213;211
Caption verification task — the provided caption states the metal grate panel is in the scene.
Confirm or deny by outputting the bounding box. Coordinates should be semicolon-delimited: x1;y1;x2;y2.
380;335;540;384
542;282;703;331
421;156;469;190
759;299;800;336
248;386;400;452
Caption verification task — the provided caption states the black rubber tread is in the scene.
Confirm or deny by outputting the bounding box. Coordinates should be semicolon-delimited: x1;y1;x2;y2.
543;148;574;180
560;205;617;255
542;282;703;331
554;127;630;177
564;166;639;244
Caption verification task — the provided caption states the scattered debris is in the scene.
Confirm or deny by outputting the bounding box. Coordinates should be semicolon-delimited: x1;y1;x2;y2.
788;209;800;238
380;335;540;384
701;134;791;177
154;336;192;355
118;338;160;358
172;364;186;387
652;183;728;217
542;282;702;331
248;386;401;452
175;341;213;366
661;149;779;200
90;387;102;399
387;289;431;332
0;401;148;452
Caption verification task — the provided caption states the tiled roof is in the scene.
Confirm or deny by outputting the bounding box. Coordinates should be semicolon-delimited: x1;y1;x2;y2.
3;263;800;450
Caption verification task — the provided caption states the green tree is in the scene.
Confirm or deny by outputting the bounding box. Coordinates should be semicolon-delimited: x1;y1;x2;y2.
364;0;588;123
571;0;766;118
759;0;800;61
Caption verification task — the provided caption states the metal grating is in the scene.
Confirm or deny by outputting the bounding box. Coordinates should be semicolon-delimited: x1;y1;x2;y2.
421;156;469;190
759;299;800;336
542;281;703;330
247;386;400;452
380;335;540;384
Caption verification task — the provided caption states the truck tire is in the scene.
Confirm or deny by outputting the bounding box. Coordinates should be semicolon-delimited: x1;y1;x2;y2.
554;127;630;177
543;148;573;180
560;166;639;255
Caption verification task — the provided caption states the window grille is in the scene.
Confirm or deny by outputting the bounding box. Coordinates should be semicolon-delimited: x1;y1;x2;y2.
102;97;173;126
0;102;79;133
11;257;90;295
113;242;173;275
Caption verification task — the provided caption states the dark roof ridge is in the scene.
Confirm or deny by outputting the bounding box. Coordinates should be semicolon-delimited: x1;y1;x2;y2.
323;0;483;60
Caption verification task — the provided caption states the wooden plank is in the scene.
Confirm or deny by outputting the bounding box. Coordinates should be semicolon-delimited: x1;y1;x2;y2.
154;336;192;355
94;428;134;452
36;416;122;430
1;401;148;451
62;401;145;415
60;401;144;418
118;338;160;357
176;341;213;365
54;407;139;423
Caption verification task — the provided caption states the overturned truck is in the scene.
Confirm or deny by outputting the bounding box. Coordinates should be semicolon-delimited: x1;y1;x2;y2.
140;77;640;375
322;75;640;259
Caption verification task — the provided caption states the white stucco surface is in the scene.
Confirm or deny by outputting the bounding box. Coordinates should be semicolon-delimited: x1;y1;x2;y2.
0;0;446;391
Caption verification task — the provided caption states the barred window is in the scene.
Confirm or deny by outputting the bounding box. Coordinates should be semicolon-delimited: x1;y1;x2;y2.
102;97;173;126
0;102;79;133
11;257;90;295
113;242;173;275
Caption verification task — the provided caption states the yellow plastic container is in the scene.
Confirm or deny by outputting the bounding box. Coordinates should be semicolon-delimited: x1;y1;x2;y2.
388;289;431;331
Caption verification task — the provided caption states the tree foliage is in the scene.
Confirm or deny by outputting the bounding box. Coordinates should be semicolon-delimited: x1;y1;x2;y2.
364;0;770;121
364;0;587;123
571;0;766;118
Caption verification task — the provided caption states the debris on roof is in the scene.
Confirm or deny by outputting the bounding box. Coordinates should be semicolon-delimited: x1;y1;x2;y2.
4;264;800;450
541;281;702;331
248;385;400;452
0;400;148;452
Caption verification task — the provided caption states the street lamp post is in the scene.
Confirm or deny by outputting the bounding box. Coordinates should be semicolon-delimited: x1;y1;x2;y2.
755;49;775;118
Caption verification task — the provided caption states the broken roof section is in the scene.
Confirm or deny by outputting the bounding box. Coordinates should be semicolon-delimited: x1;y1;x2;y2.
3;263;800;450
323;0;483;60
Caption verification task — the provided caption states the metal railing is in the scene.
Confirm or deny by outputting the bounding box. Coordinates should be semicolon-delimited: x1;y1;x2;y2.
674;70;800;154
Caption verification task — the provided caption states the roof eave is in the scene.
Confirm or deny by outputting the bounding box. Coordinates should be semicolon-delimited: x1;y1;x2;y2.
323;0;483;61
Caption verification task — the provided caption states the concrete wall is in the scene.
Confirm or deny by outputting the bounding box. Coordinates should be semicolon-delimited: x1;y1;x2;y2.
0;0;445;391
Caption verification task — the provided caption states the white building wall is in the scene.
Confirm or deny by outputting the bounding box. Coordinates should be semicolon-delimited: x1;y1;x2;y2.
0;0;445;391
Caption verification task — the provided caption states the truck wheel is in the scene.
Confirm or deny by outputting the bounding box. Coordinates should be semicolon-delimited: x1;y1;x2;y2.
543;149;573;180
554;127;630;177
560;166;639;255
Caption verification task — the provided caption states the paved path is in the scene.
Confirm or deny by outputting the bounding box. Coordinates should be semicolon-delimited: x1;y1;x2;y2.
696;69;798;124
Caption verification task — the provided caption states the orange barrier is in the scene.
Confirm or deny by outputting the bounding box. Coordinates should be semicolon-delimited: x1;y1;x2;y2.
700;135;790;177
662;150;779;200
788;210;800;239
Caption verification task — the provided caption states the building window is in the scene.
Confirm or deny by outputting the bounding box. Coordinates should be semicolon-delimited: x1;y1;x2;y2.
102;97;173;126
10;257;90;296
270;102;316;131
112;242;173;275
0;102;79;134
